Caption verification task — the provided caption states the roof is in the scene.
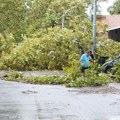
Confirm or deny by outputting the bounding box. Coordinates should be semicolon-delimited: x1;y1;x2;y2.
97;15;120;31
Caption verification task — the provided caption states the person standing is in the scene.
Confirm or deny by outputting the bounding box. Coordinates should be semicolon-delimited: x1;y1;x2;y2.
89;51;94;60
80;51;94;77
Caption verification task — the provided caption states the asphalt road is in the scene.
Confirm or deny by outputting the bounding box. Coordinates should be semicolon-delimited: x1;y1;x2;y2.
0;80;120;120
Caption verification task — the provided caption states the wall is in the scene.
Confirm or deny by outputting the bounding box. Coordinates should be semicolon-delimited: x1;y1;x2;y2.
108;28;120;42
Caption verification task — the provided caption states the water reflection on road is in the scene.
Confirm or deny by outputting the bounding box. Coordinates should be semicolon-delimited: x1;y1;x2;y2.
0;80;120;120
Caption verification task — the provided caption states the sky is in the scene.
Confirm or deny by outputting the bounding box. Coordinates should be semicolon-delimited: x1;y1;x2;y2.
99;0;116;15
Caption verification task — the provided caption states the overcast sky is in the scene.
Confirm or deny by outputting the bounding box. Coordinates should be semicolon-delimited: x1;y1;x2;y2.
99;0;116;15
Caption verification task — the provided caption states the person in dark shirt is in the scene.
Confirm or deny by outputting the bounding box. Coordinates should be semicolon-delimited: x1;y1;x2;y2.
90;51;94;60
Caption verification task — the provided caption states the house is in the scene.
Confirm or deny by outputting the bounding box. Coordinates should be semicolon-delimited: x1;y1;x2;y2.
97;15;120;42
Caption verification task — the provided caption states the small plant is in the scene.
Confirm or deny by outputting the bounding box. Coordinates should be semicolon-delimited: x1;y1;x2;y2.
5;71;23;81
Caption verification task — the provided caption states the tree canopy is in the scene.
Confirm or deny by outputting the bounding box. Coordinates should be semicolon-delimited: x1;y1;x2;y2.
0;0;27;41
108;0;120;14
0;0;120;71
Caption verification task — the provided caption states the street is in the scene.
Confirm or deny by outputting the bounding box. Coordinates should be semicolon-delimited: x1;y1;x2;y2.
0;80;120;120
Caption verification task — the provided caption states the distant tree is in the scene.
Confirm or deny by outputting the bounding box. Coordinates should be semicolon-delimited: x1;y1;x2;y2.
108;0;120;14
0;0;27;42
26;0;99;33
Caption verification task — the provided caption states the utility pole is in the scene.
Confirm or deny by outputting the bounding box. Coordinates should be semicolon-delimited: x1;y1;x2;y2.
62;14;65;29
92;0;97;55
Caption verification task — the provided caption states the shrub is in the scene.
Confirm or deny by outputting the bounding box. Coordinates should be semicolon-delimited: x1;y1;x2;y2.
0;27;78;70
111;62;120;82
0;34;16;56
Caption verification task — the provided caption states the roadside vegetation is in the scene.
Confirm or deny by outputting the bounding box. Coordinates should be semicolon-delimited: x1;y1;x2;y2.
0;0;120;87
1;62;120;87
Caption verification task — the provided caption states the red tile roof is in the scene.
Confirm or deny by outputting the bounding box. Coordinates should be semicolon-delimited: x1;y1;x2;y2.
97;15;120;30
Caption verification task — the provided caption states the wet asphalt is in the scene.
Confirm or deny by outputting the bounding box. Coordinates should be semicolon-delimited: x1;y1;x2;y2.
0;80;120;120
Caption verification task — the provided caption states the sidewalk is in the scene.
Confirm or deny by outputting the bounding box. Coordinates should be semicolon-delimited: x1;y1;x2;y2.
0;70;65;77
